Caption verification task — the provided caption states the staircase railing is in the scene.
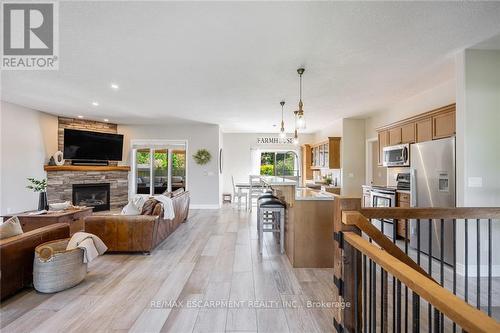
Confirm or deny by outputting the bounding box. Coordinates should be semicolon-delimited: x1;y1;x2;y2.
332;198;500;333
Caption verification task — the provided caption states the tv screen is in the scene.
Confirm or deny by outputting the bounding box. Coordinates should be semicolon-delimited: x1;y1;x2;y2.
64;129;124;161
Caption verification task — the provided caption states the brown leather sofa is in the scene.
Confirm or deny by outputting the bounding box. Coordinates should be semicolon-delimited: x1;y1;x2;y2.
0;223;70;300
84;191;190;253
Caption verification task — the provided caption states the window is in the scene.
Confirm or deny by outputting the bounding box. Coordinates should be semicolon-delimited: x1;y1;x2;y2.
132;141;187;195
260;151;297;176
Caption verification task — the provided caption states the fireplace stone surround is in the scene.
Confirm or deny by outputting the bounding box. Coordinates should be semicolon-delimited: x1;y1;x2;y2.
46;167;129;211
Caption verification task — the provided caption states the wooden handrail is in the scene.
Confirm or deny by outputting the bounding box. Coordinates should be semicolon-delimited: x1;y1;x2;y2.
343;232;500;333
342;211;433;280
359;207;500;220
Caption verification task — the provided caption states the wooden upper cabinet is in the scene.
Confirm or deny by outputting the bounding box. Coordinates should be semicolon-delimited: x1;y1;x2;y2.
401;123;416;143
301;144;313;183
328;137;341;169
378;131;389;165
433;111;455;139
416;118;432;143
389;127;402;145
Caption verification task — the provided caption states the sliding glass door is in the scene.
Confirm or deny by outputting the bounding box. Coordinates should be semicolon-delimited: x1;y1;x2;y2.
132;141;187;196
260;151;298;176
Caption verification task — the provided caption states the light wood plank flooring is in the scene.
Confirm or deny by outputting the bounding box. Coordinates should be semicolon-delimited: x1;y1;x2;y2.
0;206;335;333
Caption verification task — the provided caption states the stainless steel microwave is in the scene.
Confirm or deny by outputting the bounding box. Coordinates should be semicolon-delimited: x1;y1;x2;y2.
383;144;410;167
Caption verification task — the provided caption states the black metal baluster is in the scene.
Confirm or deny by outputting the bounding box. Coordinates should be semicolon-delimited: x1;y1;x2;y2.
381;268;385;333
440;219;445;333
396;280;401;333
488;218;492;317
364;254;368;332
354;250;360;333
393;220;397;333
372;261;377;333
369;259;373;333
417;219;421;265
428;219;432;333
476;218;480;310
465;219;469;303
412;292;420;333
453;219;457;333
405;220;409;333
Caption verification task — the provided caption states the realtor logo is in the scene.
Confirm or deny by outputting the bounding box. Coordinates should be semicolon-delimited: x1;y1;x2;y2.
1;2;58;70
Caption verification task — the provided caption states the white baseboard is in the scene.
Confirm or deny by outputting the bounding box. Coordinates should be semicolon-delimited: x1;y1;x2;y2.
189;204;221;210
456;263;500;277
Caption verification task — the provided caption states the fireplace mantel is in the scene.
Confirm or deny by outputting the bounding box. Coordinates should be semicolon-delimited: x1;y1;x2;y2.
44;165;130;172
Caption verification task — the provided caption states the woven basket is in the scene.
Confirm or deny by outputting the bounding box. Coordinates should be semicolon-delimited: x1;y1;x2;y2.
33;238;87;293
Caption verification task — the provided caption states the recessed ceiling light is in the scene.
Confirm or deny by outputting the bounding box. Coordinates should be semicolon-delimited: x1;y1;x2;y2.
77;115;84;119
110;83;119;90
92;101;99;106
103;118;109;122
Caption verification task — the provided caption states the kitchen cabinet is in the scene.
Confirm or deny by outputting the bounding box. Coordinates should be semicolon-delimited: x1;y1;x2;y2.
433;111;455;139
301;144;313;184
416;118;432;142
378;131;389;166
401;123;416;143
376;104;455;152
310;137;341;169
389;127;402;145
396;192;410;239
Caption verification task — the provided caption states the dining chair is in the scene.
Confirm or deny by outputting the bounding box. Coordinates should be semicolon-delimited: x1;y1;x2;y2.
248;175;264;211
232;175;247;210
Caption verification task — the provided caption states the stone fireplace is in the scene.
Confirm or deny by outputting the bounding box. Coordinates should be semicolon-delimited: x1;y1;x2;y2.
46;166;129;211
72;183;110;212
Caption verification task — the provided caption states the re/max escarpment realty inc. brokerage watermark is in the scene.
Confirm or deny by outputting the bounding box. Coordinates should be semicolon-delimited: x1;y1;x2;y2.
1;1;59;70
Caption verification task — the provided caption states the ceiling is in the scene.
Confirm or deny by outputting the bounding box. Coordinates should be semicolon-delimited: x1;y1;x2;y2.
2;1;500;133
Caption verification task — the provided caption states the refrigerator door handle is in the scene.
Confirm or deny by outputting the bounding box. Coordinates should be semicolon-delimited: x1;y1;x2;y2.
410;168;417;207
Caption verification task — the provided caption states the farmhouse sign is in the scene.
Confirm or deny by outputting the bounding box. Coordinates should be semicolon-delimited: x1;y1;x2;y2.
257;137;294;144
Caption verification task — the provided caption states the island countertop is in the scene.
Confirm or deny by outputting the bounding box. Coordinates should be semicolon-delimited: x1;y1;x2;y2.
262;176;297;186
295;188;336;201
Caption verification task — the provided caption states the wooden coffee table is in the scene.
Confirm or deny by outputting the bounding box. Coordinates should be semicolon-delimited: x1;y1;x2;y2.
3;207;93;236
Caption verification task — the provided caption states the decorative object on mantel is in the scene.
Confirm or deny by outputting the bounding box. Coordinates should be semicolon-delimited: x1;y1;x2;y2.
279;100;286;139
193;149;211;165
294;68;306;130
48;156;56;166
53;151;65;166
26;178;48;211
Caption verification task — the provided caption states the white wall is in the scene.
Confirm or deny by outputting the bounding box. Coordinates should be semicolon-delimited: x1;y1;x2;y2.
221;133;314;194
364;79;456;140
341;118;366;197
455;49;500;276
313;119;342;143
0;102;58;217
119;123;221;208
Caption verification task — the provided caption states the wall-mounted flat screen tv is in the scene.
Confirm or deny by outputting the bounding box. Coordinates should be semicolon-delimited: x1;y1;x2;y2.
64;129;124;161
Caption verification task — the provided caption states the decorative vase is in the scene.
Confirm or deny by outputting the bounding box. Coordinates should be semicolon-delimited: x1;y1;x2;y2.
38;192;49;211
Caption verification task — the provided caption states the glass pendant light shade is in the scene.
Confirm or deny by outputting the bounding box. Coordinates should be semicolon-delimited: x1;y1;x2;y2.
296;111;306;129
293;129;299;145
279;128;286;139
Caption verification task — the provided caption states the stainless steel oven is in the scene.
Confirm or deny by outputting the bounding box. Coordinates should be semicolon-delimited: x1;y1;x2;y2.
370;187;397;238
383;144;410;167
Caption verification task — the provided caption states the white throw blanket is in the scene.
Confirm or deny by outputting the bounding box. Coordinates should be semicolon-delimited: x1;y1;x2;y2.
121;194;175;220
66;232;108;263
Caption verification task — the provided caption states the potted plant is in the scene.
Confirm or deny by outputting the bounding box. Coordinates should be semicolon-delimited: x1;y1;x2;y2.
323;175;333;186
27;178;48;211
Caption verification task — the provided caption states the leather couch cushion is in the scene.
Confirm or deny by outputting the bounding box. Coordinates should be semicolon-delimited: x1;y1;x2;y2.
0;216;24;240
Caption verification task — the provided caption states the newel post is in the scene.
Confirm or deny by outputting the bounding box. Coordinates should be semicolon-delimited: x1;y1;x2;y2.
332;197;362;333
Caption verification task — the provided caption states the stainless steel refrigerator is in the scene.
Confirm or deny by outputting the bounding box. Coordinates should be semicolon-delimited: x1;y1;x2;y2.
409;137;455;265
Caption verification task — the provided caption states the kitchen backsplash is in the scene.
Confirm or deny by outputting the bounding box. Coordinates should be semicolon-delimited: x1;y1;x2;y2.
387;167;410;187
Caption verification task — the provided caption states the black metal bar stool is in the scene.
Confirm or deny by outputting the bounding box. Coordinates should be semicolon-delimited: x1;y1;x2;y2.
257;193;278;233
258;198;285;254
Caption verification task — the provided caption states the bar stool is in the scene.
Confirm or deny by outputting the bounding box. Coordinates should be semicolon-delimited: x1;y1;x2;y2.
257;193;278;232
258;198;285;254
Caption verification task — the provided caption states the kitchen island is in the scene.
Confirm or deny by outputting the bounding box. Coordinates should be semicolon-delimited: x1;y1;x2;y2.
263;177;338;268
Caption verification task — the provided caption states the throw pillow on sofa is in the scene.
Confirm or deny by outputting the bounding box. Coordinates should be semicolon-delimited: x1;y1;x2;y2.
141;198;159;215
121;201;141;215
0;216;24;240
171;188;184;197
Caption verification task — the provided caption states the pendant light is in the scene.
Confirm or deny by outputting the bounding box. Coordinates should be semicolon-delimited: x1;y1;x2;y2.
279;100;286;139
293;128;299;145
294;68;306;130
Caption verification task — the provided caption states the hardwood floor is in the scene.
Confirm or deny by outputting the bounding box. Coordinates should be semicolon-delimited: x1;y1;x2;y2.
0;207;335;333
